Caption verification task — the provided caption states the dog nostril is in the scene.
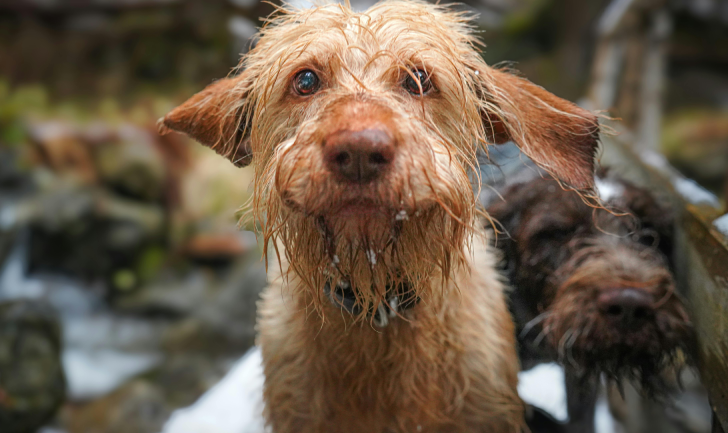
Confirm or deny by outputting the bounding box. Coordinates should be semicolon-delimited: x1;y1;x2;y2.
632;306;649;320
369;152;388;165
606;305;623;318
334;152;352;167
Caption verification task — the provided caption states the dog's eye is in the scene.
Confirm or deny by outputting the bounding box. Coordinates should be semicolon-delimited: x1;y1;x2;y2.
534;228;572;241
293;70;320;96
404;69;432;95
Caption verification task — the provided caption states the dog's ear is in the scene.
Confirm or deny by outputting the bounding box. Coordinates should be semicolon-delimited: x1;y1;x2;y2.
159;77;253;167
481;68;599;190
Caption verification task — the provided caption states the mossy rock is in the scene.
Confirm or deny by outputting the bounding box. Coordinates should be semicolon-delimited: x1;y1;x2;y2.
0;300;66;433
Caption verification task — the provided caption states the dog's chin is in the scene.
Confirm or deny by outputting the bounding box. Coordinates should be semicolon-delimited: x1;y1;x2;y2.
323;200;393;239
293;196;436;242
329;198;390;221
567;341;686;396
547;311;692;395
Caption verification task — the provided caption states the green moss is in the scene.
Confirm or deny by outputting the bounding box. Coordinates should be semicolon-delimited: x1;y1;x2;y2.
0;80;50;146
136;246;167;282
502;0;550;35
113;269;137;292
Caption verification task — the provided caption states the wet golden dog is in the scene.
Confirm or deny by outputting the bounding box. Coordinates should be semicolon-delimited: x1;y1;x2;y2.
160;1;600;431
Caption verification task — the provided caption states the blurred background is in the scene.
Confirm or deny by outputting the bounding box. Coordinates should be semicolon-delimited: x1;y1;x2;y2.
0;0;726;432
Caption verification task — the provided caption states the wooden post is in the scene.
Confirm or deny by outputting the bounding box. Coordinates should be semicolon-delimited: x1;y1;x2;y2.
587;0;671;153
635;8;671;152
715;413;726;433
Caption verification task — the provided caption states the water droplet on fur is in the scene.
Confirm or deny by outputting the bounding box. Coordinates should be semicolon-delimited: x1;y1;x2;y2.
366;249;377;265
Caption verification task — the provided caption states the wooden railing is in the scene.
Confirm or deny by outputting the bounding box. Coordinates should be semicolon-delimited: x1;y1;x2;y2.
600;124;728;432
588;1;728;430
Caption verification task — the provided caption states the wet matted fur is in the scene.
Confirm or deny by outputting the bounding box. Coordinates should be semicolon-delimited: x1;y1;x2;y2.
488;171;694;433
160;1;600;432
489;171;694;432
489;172;693;388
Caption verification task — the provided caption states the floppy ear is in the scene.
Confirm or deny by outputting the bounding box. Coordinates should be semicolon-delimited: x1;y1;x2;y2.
159;77;253;167
481;68;599;190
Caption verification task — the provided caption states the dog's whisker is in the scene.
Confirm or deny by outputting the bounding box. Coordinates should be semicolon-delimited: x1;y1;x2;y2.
519;311;551;338
533;324;551;347
566;328;581;369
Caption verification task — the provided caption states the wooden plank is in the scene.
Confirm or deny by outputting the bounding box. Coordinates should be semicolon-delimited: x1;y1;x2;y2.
679;211;728;427
716;413;726;433
600;130;728;429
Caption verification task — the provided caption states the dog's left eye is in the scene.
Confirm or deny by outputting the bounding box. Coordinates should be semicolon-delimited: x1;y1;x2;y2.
293;70;320;96
534;227;572;242
404;70;432;95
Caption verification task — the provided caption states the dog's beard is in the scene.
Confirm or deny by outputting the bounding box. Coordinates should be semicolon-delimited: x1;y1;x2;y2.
545;296;691;396
260;195;472;323
541;247;694;395
251;123;481;323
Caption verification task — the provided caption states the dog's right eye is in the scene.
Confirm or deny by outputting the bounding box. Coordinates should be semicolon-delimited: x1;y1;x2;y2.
293;70;320;96
404;69;432;95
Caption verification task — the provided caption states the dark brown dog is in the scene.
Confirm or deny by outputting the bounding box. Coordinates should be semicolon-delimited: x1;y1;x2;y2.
488;170;694;432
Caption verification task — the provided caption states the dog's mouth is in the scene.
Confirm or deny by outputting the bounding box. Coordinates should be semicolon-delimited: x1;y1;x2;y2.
556;324;692;394
331;198;388;218
315;213;403;259
315;197;416;239
541;291;694;393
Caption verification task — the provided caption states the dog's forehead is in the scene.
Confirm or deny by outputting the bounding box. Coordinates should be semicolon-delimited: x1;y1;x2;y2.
256;2;476;68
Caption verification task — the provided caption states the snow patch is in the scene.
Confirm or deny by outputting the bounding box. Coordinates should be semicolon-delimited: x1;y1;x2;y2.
673;178;720;207
714;213;728;238
595;177;625;203
517;363;568;422
161;348;266;433
595;388;616;433
64;350;161;400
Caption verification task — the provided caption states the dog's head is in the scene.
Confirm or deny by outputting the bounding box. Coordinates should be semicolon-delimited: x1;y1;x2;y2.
489;172;693;389
161;0;600;322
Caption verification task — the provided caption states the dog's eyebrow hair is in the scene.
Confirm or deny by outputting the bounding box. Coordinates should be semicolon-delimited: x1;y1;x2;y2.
350;18;378;42
334;52;369;91
345;44;368;58
335;23;351;45
363;50;399;70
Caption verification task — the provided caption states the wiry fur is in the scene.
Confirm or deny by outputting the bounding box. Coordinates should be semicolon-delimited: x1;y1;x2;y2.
259;238;523;432
160;1;602;431
489;172;694;393
545;240;692;391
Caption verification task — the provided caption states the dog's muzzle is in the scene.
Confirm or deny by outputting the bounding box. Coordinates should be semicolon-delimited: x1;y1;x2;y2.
323;279;419;327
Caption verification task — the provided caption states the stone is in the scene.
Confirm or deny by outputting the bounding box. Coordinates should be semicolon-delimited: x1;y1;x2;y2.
0;300;65;433
62;380;169;433
94;127;167;202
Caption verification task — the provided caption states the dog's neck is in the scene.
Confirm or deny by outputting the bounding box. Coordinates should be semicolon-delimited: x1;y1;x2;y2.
323;277;420;327
267;217;482;328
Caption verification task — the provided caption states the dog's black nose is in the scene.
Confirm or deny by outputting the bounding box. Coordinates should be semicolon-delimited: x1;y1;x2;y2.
324;129;395;184
598;288;655;328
